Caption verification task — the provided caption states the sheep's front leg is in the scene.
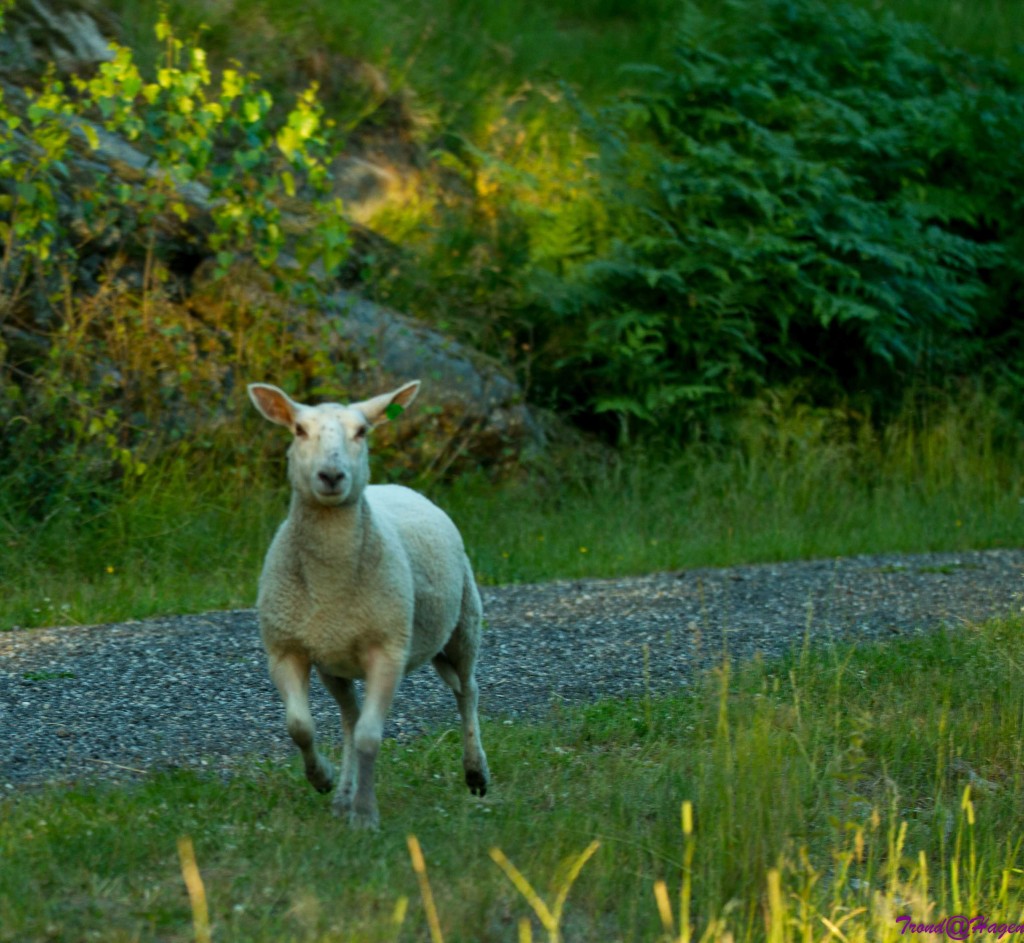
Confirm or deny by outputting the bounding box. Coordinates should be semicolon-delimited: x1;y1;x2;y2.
316;669;360;817
349;648;402;830
269;652;335;793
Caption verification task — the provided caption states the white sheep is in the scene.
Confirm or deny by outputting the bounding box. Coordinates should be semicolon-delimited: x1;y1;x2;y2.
248;380;490;828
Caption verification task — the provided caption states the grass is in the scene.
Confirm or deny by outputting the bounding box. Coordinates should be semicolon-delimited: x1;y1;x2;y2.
845;0;1024;70
109;0;675;135
3;615;1024;941
450;387;1024;583
106;0;1024;159
1;389;1020;631
0;458;284;631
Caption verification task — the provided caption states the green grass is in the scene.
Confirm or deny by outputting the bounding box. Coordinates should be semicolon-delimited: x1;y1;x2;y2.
106;0;1024;147
3;616;1024;941
448;443;1023;587
452;388;1024;583
845;0;1024;70
2;390;1019;631
0;458;284;630
109;0;674;139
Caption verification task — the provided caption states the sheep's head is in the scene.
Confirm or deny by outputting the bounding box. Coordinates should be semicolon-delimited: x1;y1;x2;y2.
248;381;420;507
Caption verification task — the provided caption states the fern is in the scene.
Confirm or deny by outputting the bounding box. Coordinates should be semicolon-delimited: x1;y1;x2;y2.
536;0;1024;441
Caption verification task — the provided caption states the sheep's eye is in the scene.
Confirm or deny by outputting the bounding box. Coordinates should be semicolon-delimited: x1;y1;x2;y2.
294;423;308;439
354;425;368;440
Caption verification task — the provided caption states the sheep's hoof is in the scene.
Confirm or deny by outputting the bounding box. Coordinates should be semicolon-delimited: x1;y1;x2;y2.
466;769;488;797
348;807;380;831
331;789;354;817
306;759;336;794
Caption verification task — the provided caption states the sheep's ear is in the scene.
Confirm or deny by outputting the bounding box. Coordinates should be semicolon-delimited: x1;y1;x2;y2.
248;383;300;429
354;380;421;426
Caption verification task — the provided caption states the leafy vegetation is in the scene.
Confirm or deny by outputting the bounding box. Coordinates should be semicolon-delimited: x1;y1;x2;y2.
846;0;1024;68
0;7;350;516
562;0;1024;438
369;0;1024;442
3;616;1024;940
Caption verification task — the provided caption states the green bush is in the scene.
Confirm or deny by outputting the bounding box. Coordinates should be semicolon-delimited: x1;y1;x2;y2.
525;0;1024;441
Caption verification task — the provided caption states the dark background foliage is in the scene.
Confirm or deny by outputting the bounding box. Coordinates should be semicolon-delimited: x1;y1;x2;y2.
506;0;1024;442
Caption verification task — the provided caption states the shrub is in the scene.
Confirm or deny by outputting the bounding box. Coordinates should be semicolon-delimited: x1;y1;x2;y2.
0;9;351;515
530;0;1024;441
548;0;1024;442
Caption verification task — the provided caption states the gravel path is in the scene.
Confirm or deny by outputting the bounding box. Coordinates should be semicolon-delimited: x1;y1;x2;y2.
1;549;1022;789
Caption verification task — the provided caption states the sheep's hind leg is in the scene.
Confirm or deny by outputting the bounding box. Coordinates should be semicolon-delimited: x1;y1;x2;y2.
436;654;489;796
316;669;360;817
434;574;490;797
269;652;335;794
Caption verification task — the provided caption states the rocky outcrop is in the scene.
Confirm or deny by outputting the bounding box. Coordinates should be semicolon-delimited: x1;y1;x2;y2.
0;0;546;475
185;266;545;476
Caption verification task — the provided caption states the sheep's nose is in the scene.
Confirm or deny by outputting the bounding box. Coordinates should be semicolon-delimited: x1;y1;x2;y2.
318;470;346;489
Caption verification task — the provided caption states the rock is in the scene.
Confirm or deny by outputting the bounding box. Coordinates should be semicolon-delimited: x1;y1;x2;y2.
186;263;545;476
1;0;115;78
333;156;407;225
326;290;545;473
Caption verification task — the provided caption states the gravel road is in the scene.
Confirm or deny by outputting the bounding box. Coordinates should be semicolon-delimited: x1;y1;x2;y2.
1;548;1021;790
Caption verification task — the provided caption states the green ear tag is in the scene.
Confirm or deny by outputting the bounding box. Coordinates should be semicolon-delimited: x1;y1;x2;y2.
385;403;405;421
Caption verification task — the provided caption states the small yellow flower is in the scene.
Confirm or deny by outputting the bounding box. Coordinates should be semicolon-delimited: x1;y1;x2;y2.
579;546;588;554
106;565;115;574
501;551;510;559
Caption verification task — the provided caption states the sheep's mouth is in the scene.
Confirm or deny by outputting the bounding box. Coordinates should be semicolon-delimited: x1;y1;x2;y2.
316;481;361;507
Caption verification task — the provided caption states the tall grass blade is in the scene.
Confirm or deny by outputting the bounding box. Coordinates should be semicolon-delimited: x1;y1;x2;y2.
490;841;600;943
552;841;601;926
490;847;559;936
176;836;210;943
653;879;674;937
766;868;785;943
407;835;445;943
680;801;694;943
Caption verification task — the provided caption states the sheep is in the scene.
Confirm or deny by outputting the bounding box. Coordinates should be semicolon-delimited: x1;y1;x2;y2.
247;379;490;828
